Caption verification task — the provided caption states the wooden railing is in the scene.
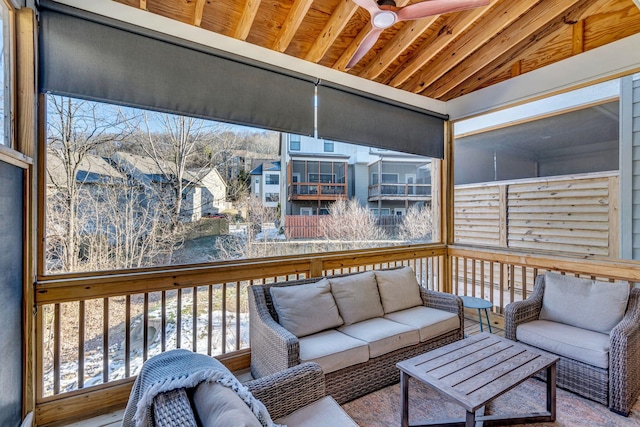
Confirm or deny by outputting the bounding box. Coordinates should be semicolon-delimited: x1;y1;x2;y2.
368;183;431;198
448;245;640;315
34;244;446;425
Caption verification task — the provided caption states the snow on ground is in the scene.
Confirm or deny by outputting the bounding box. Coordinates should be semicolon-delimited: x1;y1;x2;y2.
43;295;249;396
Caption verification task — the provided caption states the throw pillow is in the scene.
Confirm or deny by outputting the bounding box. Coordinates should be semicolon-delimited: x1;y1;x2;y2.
375;267;423;313
193;382;263;427
539;272;630;334
329;271;384;325
270;278;344;337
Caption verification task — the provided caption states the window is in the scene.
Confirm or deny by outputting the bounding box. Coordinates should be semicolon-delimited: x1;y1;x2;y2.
324;141;334;152
265;193;279;202
0;2;12;146
290;135;301;151
308;173;335;183
265;174;279;185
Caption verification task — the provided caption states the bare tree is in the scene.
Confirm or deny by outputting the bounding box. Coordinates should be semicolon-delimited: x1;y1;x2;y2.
45;95;135;271
399;205;433;242
136;113;236;228
319;199;386;250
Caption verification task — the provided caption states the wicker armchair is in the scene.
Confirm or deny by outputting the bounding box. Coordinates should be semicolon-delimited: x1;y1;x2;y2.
248;272;464;404
505;274;640;416
150;362;329;427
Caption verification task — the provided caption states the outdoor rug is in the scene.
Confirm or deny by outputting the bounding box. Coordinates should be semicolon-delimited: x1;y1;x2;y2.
342;377;640;426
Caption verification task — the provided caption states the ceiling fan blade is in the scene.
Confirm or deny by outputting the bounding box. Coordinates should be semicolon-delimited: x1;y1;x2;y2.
351;0;383;16
346;26;384;69
397;0;489;21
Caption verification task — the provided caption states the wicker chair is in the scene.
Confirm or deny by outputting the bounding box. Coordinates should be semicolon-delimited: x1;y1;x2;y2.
248;272;464;404
505;274;640;416
150;362;339;427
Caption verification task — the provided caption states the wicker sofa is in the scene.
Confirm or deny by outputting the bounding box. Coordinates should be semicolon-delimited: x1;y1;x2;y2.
505;272;640;416
249;267;464;404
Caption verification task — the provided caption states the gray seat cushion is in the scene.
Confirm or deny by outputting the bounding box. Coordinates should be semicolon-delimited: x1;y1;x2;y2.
329;271;384;325
516;319;610;369
375;266;423;314
193;382;262;427
298;329;369;374
338;317;419;358
270;278;343;337
540;272;629;334
274;396;359;427
384;306;459;342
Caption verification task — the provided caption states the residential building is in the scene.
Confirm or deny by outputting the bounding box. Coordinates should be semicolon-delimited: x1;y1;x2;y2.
249;160;281;208
367;151;432;216
281;134;432;217
110;151;227;221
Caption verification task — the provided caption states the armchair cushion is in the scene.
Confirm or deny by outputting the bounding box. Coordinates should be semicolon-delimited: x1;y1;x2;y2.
270;278;343;337
384;306;460;342
338;317;419;358
539;272;629;334
516;319;610;369
329;271;384;325
298;329;369;374
375;267;423;313
193;382;262;427
274;396;359;427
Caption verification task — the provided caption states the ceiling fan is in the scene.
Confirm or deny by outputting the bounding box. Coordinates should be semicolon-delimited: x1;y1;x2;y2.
346;0;490;69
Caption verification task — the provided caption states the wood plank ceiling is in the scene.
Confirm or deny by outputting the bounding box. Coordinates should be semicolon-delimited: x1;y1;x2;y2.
113;0;640;101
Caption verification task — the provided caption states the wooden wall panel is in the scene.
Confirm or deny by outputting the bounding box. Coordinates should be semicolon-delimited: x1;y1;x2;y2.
453;185;501;246
454;173;618;257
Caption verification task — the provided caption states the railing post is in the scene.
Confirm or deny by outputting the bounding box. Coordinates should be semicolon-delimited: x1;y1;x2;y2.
310;258;323;278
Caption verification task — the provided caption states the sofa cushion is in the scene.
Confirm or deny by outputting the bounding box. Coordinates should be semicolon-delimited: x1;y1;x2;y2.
384;306;459;342
274;396;359;427
299;329;369;374
329;271;384;325
375;267;423;314
338;317;419;358
193;382;262;427
270;279;343;337
540;272;629;334
516;319;610;369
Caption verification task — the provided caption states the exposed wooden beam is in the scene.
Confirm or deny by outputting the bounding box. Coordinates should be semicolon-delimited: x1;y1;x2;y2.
388;5;494;87
440;0;603;99
272;0;315;52
511;60;521;77
139;0;146;10
572;19;585;54
332;0;413;72
358;16;439;80
305;0;359;63
193;0;206;27
400;0;541;94
425;0;585;99
234;0;262;40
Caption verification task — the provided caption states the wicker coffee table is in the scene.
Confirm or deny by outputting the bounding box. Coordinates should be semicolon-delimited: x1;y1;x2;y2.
396;332;559;427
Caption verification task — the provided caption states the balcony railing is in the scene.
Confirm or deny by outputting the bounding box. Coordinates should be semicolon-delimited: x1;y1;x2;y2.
288;182;347;200
34;245;445;425
33;242;640;425
368;183;431;199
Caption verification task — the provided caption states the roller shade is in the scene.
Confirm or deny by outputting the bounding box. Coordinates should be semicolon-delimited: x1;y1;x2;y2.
38;2;315;136
317;82;447;158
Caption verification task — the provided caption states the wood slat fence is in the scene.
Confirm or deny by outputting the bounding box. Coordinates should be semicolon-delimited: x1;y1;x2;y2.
454;172;619;257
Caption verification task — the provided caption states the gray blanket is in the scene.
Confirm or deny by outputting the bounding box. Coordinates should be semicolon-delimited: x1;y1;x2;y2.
121;349;279;427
